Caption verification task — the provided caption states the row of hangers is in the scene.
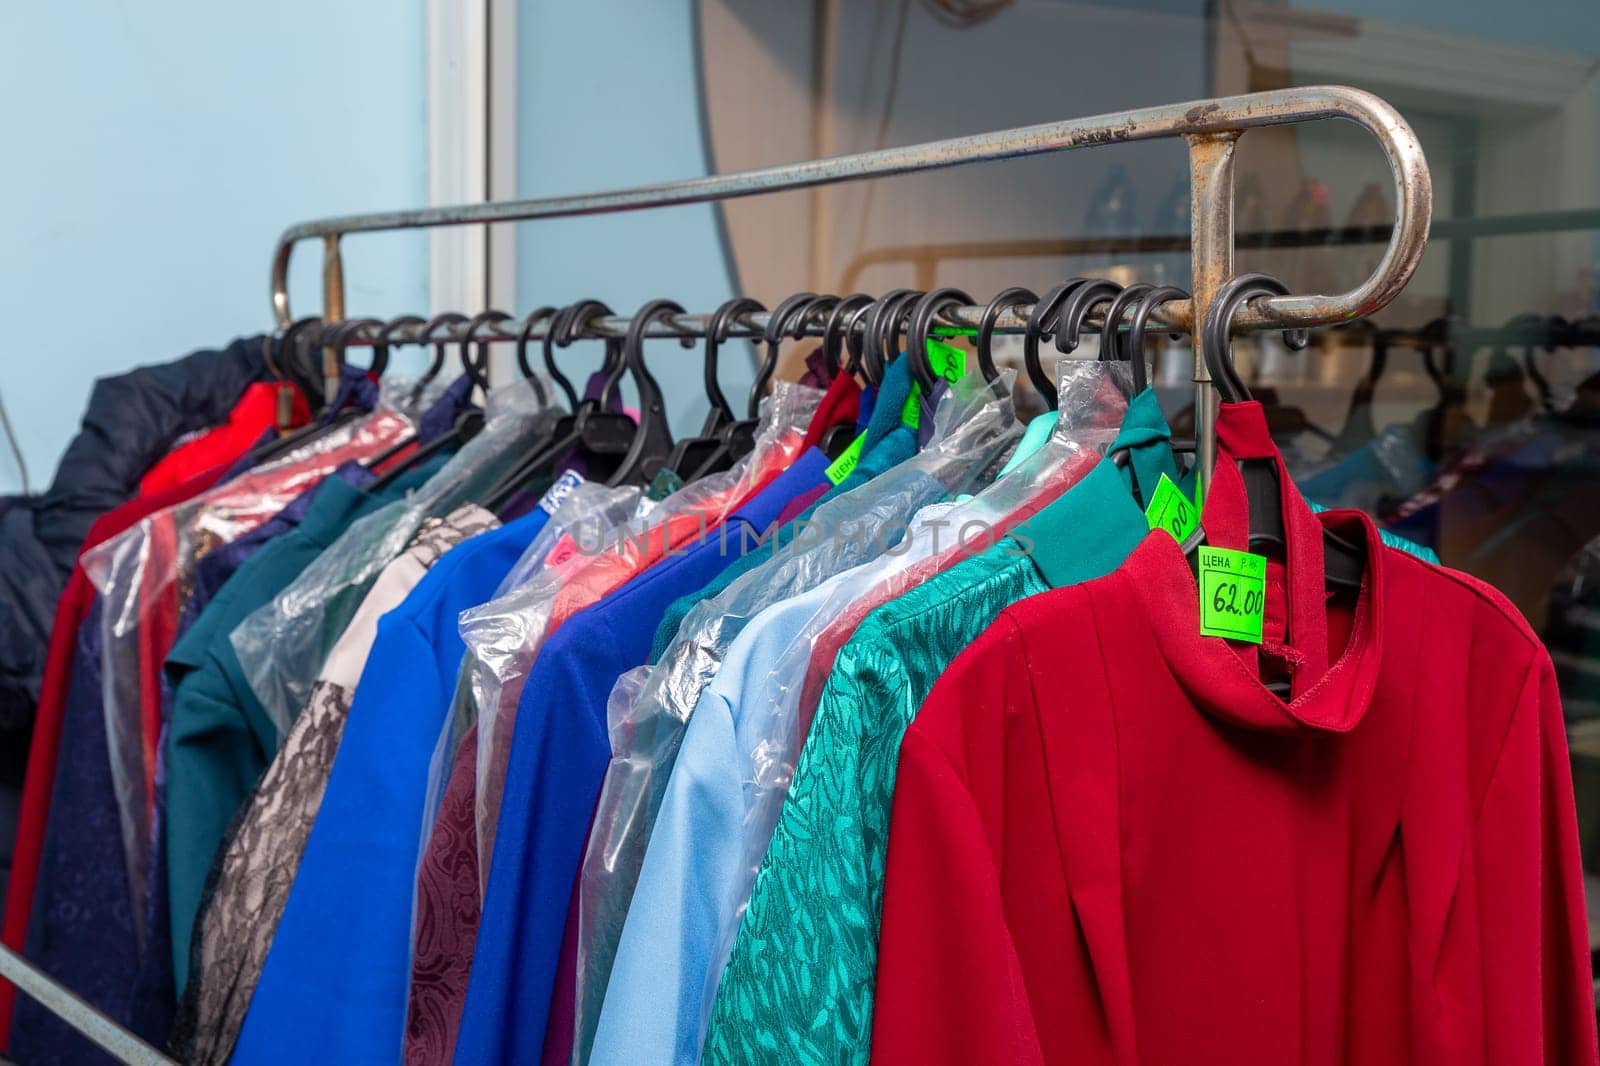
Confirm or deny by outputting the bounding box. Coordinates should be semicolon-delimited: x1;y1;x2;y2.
254;280;1198;488
254;272;1363;693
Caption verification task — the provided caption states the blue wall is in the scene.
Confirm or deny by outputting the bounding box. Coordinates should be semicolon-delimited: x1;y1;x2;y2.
513;0;742;434
0;2;428;494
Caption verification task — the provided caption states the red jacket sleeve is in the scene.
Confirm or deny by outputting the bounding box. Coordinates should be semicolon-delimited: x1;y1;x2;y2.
870;616;1046;1066
1476;655;1598;1065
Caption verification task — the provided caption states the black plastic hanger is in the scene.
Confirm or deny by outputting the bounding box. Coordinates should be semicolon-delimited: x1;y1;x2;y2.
862;290;924;386
607;298;687;487
839;298;880;383
661;297;764;479
849;289;910;383
1088;281;1152;372
546;299;624;412
975;287;1036;385
686;293;823;481
816;294;877;457
372;314;425;382
1108;285;1191;477
281;316;330;413
407;312;469;407
905;287;973;399
515;306;561;407
364;311;504;491
747;292;818;418
1199;272;1364;592
821;293;873;382
248;318;359;464
1050;278;1123;403
479;301;641;512
360;315;433;470
460;310;511;401
902;288;973;432
1124;285;1187;399
1023;278;1088;408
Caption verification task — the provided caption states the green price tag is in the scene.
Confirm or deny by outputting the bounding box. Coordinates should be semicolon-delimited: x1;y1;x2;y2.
925;338;967;384
901;387;922;430
1144;473;1198;543
825;431;867;485
1198;546;1267;643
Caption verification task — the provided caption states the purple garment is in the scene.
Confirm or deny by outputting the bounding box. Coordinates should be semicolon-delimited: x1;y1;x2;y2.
798;348;831;390
418;375;479;447
498;490;546;522
325;365;379;419
555;372;632;481
11;599;144;1064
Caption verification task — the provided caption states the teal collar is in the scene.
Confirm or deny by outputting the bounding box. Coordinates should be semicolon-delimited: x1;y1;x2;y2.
1013;387;1182;588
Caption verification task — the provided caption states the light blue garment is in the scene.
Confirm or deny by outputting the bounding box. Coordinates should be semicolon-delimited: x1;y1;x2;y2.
587;501;966;1066
231;508;549;1066
997;410;1056;477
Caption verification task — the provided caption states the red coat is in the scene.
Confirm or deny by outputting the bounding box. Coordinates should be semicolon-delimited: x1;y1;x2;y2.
871;402;1597;1065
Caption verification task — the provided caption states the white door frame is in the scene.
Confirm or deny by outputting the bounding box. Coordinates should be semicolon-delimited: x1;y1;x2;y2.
427;0;518;380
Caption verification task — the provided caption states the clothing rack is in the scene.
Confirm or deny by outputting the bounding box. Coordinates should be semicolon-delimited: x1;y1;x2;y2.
0;85;1430;1066
271;85;1432;500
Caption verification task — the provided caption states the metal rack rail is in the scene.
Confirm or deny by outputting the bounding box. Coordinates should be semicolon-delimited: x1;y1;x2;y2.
269;84;1432;494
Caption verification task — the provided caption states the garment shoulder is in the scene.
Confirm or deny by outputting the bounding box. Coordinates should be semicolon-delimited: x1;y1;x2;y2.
870;552;1025;630
1382;545;1543;656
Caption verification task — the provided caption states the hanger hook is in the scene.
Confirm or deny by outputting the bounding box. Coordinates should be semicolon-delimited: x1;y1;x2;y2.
278;316;327;411
1096;283;1152;364
704;296;766;431
820;294;873;380
1200;273;1307;404
1023;278;1087;409
847;289;904;380
754;292;820;418
413;312;469;403
373;314;426;379
1125;285;1187;395
975;287;1035;385
1055;279;1124;357
907;288;973;396
515;306;559;402
546;299;614;409
329;317;385;377
610;298;684;483
864;290;925;386
461;310;513;396
1094;283;1153;396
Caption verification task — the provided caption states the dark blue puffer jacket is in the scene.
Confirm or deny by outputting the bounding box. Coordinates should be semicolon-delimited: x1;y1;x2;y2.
0;336;266;738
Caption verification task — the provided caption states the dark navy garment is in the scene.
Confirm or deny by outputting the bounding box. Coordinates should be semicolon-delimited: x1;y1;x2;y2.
11;600;141;1065
417;375;479;446
452;448;832;1066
